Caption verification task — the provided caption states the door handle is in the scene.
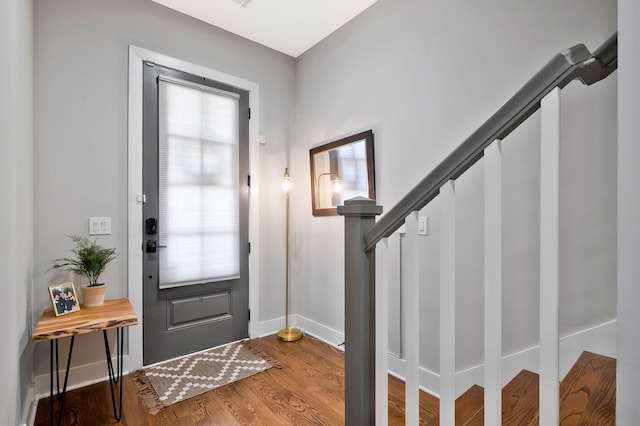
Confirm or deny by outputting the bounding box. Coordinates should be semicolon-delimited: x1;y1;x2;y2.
146;239;167;253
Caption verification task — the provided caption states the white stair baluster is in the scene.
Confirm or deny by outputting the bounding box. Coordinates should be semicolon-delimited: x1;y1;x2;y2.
388;230;403;358
404;212;420;425
440;181;456;426
484;140;503;425
376;237;390;426
539;87;561;425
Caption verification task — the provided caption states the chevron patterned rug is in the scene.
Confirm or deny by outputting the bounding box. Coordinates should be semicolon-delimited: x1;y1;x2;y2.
132;340;278;415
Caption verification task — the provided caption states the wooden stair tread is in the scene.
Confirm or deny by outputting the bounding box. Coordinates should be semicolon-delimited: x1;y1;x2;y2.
459;370;542;425
388;375;439;425
457;352;614;425
426;384;484;425
425;371;542;425
559;351;616;425
457;385;484;425
392;351;614;425
465;406;484;425
502;369;540;425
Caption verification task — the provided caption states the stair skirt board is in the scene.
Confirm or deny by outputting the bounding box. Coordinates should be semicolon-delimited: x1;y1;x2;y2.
386;319;616;398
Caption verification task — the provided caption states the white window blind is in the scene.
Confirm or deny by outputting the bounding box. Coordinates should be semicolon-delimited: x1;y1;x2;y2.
158;77;240;289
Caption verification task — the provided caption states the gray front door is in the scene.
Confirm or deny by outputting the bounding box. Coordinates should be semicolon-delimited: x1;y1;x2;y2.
142;62;250;365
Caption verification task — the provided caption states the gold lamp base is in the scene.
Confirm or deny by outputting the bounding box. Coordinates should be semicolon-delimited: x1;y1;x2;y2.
277;327;303;342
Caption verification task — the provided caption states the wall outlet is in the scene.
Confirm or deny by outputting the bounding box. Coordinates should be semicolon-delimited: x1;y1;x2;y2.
89;217;111;235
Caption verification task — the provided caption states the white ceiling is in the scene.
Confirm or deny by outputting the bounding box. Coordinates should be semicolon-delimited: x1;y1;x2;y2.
151;0;380;58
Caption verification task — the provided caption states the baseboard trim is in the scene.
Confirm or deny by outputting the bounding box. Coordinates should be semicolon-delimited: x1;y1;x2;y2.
457;318;617;395
256;314;345;350
21;383;37;426
255;316;285;338
293;315;345;349
34;355;132;401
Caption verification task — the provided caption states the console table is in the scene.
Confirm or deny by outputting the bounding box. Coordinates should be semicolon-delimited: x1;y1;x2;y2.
32;298;138;425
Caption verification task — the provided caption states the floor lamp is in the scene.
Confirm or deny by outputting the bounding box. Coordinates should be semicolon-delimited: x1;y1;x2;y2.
277;168;303;342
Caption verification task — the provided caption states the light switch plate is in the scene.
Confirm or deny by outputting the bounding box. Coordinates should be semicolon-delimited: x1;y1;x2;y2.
418;216;428;236
89;217;111;235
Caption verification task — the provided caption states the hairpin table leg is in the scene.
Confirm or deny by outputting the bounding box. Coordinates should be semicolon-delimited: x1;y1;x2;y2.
49;336;75;426
103;328;125;421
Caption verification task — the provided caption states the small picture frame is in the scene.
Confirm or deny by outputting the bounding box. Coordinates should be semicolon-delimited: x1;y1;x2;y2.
48;282;80;316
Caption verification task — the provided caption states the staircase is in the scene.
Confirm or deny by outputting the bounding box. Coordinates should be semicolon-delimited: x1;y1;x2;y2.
425;351;616;425
340;32;618;425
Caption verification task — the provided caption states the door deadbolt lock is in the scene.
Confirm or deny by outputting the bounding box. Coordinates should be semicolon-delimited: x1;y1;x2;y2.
146;218;158;235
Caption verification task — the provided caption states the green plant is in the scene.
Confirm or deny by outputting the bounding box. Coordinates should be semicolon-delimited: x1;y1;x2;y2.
51;235;118;286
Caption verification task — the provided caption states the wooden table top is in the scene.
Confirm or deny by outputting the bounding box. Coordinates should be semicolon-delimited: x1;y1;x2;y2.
32;297;138;342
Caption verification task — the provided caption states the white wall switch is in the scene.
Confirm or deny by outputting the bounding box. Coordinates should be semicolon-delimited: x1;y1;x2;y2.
418;216;428;236
89;217;111;235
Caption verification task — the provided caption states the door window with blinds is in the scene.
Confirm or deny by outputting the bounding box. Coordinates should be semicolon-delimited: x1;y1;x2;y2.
158;76;240;289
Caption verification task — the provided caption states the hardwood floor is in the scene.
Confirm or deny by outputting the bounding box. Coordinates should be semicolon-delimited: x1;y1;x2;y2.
34;336;615;425
34;334;438;425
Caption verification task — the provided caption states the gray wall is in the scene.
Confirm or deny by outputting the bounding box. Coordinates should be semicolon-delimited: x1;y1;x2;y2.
617;0;640;421
1;0;34;424
294;0;617;373
33;0;295;376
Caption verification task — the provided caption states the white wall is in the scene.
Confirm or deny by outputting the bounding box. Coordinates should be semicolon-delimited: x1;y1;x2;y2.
0;0;34;424
294;0;617;377
616;0;640;421
33;0;295;379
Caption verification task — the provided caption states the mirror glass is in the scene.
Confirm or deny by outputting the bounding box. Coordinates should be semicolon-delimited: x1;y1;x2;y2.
309;130;375;216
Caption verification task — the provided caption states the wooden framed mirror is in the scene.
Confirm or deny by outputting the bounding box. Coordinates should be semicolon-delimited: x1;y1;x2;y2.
309;129;375;216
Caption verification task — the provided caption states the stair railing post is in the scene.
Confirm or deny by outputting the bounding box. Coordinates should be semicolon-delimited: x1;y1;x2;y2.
339;196;383;425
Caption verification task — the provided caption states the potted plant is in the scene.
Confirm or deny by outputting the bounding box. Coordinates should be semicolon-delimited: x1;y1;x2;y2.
51;235;118;307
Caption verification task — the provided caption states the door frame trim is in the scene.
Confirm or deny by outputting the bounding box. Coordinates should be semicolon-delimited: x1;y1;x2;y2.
127;45;260;371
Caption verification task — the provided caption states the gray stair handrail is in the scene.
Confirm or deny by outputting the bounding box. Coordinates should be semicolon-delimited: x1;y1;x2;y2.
364;33;617;252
